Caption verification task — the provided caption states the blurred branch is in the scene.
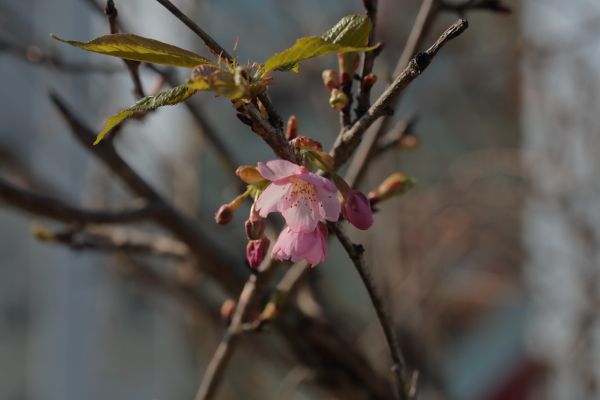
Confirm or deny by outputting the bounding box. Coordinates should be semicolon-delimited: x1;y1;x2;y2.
331;18;468;170
103;0;146;98
195;260;279;400
0;37;121;74
0;176;156;224
329;222;410;400
437;0;511;15
34;224;189;260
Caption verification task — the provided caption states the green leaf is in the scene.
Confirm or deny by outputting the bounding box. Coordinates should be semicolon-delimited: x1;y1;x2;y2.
95;83;197;144
51;33;212;68
262;14;375;73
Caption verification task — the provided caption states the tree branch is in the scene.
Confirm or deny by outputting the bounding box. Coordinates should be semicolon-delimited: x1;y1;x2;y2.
34;224;189;260
0;176;156;224
330;18;468;170
355;0;379;119
329;222;410;400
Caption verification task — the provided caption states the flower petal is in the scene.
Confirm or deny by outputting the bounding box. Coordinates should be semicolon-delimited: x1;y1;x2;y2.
257;159;304;182
281;189;320;232
255;183;291;217
317;186;341;222
297;172;336;192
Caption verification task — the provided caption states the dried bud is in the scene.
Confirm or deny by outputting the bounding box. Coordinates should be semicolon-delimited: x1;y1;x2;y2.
368;172;415;204
338;52;360;84
291;136;323;151
342;191;373;230
214;203;235;225
236;165;265;184
286;115;298;140
245;208;265;240
399;135;418;149
246;237;270;269
321;69;339;91
220;299;236;321
362;73;378;89
329;88;349;110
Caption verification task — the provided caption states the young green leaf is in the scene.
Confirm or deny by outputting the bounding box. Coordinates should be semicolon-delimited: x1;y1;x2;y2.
262;14;376;73
94;83;197;145
51;33;212;68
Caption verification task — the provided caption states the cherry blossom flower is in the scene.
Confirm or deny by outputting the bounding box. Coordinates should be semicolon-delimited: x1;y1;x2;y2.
255;159;340;232
272;222;328;266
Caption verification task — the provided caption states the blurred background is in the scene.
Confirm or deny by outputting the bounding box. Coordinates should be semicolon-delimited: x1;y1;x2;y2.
0;0;596;399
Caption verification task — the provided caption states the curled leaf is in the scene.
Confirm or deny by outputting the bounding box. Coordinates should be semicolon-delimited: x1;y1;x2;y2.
51;33;211;68
95;83;197;144
263;14;376;73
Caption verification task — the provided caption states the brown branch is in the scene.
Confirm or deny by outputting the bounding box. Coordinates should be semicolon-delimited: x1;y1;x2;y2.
355;0;379;119
104;0;146;99
330;18;468;170
49;91;248;294
371;117;418;159
34;224;189;260
194;260;280;400
0;176;156;224
152;0;287;154
154;0;233;61
329;222;410;400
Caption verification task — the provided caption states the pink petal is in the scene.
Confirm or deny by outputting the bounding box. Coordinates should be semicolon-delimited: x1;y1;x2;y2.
297;172;336;192
255;183;291;218
317;186;341;222
257;159;304;182
281;190;320;232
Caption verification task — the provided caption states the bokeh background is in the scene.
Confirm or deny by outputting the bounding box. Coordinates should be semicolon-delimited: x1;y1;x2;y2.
0;0;597;399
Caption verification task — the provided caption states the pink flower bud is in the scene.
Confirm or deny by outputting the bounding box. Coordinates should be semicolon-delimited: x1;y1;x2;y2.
342;191;373;230
368;172;415;204
246;237;270;269
214;204;234;225
220;299;236;322
286;115;298;140
244;210;265;240
291;136;323;151
338;52;360;84
362;73;378;89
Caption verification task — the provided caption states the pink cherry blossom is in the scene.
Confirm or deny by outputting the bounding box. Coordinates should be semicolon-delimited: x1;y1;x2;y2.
255;159;340;232
272;222;328;266
342;191;373;230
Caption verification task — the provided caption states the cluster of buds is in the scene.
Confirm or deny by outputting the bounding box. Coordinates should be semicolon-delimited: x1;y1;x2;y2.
321;52;365;110
368;172;416;205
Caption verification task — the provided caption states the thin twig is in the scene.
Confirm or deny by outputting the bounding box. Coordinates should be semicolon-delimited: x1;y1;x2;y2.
355;0;379;119
154;0;233;60
104;0;146;99
342;0;437;187
329;222;410;400
330;18;469;170
195;260;279;400
34;224;189;260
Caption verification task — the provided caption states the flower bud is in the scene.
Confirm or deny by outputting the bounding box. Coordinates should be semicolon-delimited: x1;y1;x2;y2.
368;172;415;204
329;88;349;110
214;203;235;225
399;135;418;149
220;299;236;322
321;69;339;91
286;115;298;140
236;165;265;184
362;73;378;89
342;191;373;230
338;52;360;84
246;237;270;269
260;301;279;321
244;209;265;240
